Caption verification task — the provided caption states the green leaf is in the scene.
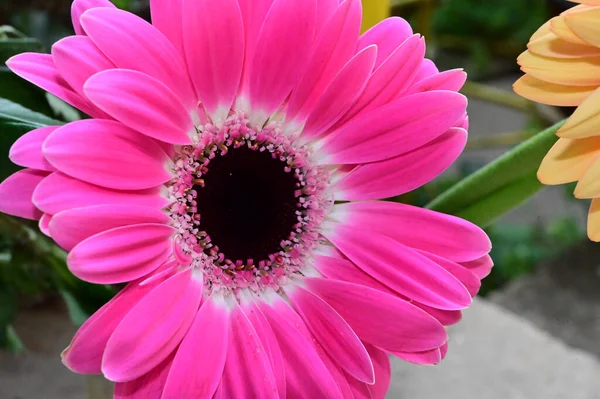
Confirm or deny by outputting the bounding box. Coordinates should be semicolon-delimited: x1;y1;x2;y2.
0;98;63;179
60;290;90;327
427;120;565;227
0;97;62;128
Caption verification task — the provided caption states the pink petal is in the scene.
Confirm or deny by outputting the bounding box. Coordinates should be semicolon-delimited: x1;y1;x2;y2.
300;45;377;141
220;302;279;399
392;348;442;365
346;377;372;399
249;0;317;123
67;223;175;284
50;204;169;251
304;278;447;352
43;119;173;190
163;294;230;399
314;91;467;165
358;17;413;68
237;0;275;98
182;0;244;123
333;127;467;200
103;269;202;382
33;172;168;215
365;344;391;399
419;250;481;297
415;58;439;82
314;253;396;295
80;7;195;108
336;35;426;130
71;0;115;35
315;252;465;326
259;294;343;398
0;169;48;220
85;70;193;145
9;126;58;171
39;213;52;236
6;53;97;116
416;304;463;326
286;0;362;124
316;0;341;35
320;353;356;398
288;285;374;383
62;276;170;374
242;300;286;398
150;0;185;57
51;35;114;100
331;201;491;262
440;342;449;360
460;254;494;280
321;223;472;310
404;69;467;96
114;352;174;399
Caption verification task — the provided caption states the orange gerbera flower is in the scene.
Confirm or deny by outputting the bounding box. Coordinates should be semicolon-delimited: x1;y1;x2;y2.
514;0;600;241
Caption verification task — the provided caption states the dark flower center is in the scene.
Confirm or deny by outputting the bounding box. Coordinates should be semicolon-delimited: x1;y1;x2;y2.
194;147;299;263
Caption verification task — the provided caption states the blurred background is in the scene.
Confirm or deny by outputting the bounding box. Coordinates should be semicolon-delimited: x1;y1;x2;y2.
1;0;599;398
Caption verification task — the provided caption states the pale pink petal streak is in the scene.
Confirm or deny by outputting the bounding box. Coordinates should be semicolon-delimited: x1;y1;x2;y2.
33;172;168;216
62;277;170;374
80;7;195;108
71;0;115;35
50;204;170;251
242;300;286;398
249;0;317;123
259;295;342;398
0;169;48;220
286;0;363;124
358;17;413;68
314;91;467;165
333;127;467;200
163;295;230;399
182;0;244;123
321;223;472;310
220;302;278;399
85;70;193;144
304;278;447;353
301;44;377;141
43;119;173;190
404;69;467;96
102;269;202;382
114;352;174;399
150;0;185;57
288;285;374;383
67;223;175;284
6;53;97;116
51;35;114;99
336;34;425;128
365;344;391;399
9;126;58;171
330;201;491;262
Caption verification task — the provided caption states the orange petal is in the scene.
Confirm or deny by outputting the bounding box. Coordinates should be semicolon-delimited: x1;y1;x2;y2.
528;33;600;58
538;136;600;185
550;15;588;44
518;51;600;86
530;20;552;42
587;199;600;242
565;6;600;48
514;74;596;106
574;152;600;197
559;87;600;138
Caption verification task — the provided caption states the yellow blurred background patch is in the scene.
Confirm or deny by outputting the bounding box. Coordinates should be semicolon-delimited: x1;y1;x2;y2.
361;0;390;32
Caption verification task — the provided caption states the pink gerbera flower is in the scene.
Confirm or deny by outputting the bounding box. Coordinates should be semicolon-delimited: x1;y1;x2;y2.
0;0;492;397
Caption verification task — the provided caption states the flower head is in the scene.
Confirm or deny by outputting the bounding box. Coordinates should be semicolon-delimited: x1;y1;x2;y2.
0;0;491;397
514;0;600;240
